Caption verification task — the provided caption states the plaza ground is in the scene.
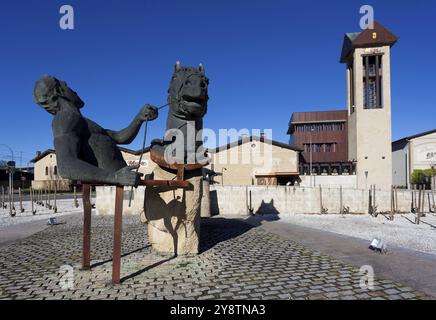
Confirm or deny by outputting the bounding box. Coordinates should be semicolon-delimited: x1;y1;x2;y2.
0;203;435;300
278;213;436;255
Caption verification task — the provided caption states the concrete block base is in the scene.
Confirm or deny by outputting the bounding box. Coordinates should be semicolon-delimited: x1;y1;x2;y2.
141;166;203;255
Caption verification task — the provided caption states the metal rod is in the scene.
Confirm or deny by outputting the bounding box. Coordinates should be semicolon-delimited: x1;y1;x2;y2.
10;187;16;217
128;118;149;207
373;185;376;208
1;186;4;209
19;187;24;213
30;187;36;215
74;186;79;208
47;187;51;209
368;189;372;215
412;185;415;212
340;185;343;215
113;186;124;284
422;188;426;215
416;185;422;224
53;183;57;213
319;185;323;214
82;184;92;270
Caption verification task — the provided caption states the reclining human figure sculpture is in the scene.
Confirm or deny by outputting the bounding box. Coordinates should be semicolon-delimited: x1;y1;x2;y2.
33;75;158;186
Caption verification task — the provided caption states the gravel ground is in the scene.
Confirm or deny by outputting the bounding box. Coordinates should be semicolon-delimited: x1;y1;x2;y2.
278;212;436;255
0;199;86;228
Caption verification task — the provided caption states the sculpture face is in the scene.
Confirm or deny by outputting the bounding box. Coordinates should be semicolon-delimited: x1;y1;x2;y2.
33;75;84;114
168;62;209;119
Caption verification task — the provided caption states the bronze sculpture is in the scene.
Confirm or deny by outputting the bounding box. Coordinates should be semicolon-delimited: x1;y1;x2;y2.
151;61;209;167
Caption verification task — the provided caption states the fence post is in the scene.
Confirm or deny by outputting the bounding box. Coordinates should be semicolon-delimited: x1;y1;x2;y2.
53;183;57;213
10;187;16;217
1;186;4;209
339;185;343;215
19;187;24;213
74;186;79;208
368;188;372;215
319;185;323;214
30;187;36;215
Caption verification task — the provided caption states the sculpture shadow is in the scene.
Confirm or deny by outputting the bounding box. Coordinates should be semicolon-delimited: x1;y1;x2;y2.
89;245;151;269
255;199;280;215
199;212;281;253
143;185;188;257
120;254;177;283
199;217;255;253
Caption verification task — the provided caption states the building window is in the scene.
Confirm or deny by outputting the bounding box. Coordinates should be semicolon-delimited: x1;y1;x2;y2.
45;166;49;176
363;54;383;109
349;65;355;113
296;122;345;133
54;166;58;175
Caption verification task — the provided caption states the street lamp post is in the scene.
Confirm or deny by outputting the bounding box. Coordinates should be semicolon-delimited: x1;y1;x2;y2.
0;144;14;162
1;144;15;199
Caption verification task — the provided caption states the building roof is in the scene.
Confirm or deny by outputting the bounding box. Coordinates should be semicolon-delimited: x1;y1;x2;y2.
392;129;436;145
209;135;302;153
287;110;348;134
30;149;55;163
340;21;398;63
30;147;151;163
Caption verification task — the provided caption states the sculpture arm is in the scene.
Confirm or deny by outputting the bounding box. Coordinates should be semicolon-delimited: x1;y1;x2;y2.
106;104;158;145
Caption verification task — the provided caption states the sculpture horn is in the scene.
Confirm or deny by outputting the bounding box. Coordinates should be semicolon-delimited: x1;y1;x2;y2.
175;61;181;72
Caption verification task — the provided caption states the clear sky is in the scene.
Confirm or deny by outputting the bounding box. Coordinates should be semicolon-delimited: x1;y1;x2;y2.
0;0;435;166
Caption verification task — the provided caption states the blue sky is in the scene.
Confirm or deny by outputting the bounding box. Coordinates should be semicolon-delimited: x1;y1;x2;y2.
0;0;435;166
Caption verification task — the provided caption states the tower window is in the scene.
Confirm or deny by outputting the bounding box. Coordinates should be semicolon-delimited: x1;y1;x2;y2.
363;54;383;109
348;64;355;113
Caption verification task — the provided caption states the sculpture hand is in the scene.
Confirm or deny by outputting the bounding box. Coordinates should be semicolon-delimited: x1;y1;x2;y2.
138;104;158;121
112;165;143;187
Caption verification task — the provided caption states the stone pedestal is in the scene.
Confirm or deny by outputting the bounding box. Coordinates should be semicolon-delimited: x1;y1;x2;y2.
200;179;211;218
140;166;203;255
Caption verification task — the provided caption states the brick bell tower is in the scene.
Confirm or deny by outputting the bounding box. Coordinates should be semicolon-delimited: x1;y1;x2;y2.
340;21;398;190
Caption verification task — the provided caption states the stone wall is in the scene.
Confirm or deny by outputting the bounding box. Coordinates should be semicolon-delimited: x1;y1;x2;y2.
299;175;357;188
209;185;417;216
95;186;146;216
96;184;429;217
32;179;71;191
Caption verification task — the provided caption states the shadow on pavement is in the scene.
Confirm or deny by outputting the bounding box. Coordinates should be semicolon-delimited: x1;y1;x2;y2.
199;213;280;253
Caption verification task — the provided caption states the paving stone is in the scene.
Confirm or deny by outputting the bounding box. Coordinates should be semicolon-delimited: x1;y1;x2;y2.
0;214;430;300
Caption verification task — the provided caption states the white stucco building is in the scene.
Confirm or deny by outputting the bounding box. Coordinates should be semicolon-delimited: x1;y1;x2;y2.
392;129;436;188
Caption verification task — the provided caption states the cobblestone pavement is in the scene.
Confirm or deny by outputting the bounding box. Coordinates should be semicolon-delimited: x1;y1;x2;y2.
0;214;432;300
